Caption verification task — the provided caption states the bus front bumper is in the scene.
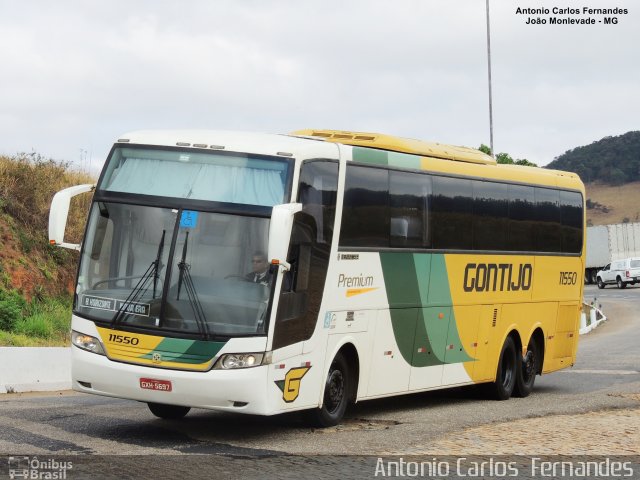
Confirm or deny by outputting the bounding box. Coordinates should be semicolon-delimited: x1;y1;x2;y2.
71;346;272;415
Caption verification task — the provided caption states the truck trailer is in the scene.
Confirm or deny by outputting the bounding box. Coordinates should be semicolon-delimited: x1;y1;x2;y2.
585;222;640;284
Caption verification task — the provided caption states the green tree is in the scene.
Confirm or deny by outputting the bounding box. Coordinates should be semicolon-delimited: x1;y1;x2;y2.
496;152;513;164
546;131;640;184
610;168;628;186
514;158;538;167
477;145;538;167
478;144;492;156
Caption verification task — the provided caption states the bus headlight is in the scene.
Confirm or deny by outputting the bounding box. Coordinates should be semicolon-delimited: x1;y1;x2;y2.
215;353;264;369
72;330;106;355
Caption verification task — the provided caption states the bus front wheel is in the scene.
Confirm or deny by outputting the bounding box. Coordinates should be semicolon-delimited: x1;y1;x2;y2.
308;353;351;427
147;402;191;419
488;336;517;400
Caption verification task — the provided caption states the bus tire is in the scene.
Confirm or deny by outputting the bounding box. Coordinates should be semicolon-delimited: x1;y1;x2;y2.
488;336;517;400
513;336;539;398
308;353;350;427
147;402;191;419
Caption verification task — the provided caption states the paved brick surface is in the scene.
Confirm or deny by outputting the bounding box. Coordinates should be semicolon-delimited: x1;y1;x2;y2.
418;405;640;455
1;394;639;479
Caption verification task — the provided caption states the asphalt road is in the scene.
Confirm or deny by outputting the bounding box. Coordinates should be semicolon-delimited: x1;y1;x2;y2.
1;284;639;478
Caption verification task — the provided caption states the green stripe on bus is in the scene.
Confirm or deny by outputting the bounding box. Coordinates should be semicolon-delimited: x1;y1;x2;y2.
388;151;422;170
352;147;388;165
177;339;226;363
380;252;421;308
352;146;423;170
427;254;472;363
427;254;451;304
139;337;226;364
380;252;473;367
379;253;420;364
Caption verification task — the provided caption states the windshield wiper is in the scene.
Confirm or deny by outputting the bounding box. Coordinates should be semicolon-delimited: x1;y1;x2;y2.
153;230;166;299
111;230;165;327
176;231;210;339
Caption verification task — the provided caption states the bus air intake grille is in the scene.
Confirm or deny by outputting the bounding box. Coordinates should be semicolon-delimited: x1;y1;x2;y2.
96;327;226;372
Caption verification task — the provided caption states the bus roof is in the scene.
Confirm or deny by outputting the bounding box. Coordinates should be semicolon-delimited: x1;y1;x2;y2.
291;129;496;165
291;129;583;191
114;129;340;160
113;129;582;191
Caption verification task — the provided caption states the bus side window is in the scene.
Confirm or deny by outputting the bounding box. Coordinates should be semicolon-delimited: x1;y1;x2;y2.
508;184;536;252
293;243;311;292
273;214;316;348
340;165;389;248
535;187;561;252
90;205;111;261
559;190;583;254
283;216;314;293
473;180;508;251
272;160;338;350
431;176;473;250
389;170;431;248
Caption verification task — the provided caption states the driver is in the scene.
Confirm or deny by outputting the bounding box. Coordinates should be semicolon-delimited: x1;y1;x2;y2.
245;251;271;285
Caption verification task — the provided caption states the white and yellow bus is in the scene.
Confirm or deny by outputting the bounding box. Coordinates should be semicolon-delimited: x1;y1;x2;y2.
49;129;585;426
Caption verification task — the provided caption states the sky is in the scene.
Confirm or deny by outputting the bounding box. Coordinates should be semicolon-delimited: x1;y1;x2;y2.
0;0;637;172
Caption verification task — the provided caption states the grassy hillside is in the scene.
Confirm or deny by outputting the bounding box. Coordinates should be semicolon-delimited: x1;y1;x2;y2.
585;181;640;226
0;153;93;345
542;130;640;225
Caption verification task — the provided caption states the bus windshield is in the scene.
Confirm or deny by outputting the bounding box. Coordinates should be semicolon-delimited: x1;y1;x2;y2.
73;145;294;337
76;203;273;337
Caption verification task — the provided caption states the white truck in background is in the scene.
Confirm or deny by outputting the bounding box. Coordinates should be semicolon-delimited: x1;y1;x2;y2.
585;222;640;284
596;257;640;289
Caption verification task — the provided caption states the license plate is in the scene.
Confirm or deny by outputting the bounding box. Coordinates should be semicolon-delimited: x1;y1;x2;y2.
139;378;172;392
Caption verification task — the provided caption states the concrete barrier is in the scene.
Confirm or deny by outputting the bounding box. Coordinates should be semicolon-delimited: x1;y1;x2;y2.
579;302;606;335
0;347;71;393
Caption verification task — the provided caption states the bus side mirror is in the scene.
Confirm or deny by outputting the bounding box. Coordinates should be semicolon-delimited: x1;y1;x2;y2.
268;203;302;271
49;184;95;250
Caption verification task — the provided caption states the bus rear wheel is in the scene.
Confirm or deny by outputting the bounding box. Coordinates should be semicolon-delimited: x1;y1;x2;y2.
308;353;351;427
513;336;540;398
147;402;191;419
487;336;517;400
